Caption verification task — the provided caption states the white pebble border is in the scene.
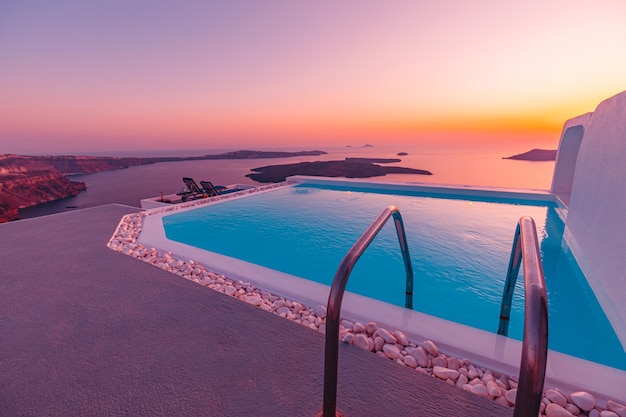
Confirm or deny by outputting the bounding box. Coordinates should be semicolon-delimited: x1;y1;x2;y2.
107;183;625;417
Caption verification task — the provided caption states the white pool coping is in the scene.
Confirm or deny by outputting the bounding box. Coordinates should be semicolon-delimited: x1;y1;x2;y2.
137;177;625;401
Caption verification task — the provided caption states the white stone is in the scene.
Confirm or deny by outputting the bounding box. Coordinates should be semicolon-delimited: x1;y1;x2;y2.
407;346;429;367
365;321;377;334
432;356;446;368
589;410;600;417
486;380;502;397
600;412;619;417
383;344;401;360
314;305;327;318
545;403;575;417
494;378;507;390
352;322;366;333
376;328;397;344
422;340;438;356
403;354;417;368
455;373;468;388
244;294;263;306
608;401;626;417
469;378;482;386
432;356;448;368
468;383;489;398
276;306;290;315
353;334;371;351
292;302;303;314
446;356;461;371
373;336;384;352
481;370;494;383
433;366;459;381
546;389;568;407
393;330;409;346
342;333;355;344
564;403;580;415
570;391;596;412
494;396;509;407
505;389;517;405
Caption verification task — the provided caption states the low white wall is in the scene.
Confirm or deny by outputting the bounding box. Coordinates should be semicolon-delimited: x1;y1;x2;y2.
562;91;626;347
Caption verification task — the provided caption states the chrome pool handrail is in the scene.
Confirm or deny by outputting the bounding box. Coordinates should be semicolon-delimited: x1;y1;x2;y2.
498;216;549;417
320;206;414;417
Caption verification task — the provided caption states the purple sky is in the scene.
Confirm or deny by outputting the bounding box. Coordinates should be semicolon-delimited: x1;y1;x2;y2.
1;1;625;154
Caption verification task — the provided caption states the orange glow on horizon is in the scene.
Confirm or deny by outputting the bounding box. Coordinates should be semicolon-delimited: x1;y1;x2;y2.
1;1;625;153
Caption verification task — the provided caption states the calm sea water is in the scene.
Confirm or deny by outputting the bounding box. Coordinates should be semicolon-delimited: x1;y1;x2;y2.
19;140;557;219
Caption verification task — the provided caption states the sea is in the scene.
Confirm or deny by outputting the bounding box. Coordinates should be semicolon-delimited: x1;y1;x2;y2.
18;139;558;220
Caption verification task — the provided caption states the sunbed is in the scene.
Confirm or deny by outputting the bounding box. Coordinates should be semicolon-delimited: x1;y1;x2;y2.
177;177;207;201
199;181;227;197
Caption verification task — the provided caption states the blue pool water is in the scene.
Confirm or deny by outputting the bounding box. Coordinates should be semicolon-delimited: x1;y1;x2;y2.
162;183;626;370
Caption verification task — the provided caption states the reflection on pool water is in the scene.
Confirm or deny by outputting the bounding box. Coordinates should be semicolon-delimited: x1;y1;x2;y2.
162;183;625;371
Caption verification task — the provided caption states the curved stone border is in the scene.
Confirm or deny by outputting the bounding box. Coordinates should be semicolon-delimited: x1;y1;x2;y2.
107;185;625;417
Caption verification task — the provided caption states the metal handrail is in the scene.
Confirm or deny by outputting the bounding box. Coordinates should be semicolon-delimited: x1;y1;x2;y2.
497;217;549;417
320;206;414;417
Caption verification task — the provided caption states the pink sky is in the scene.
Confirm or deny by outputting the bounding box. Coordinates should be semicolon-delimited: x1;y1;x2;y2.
1;1;625;154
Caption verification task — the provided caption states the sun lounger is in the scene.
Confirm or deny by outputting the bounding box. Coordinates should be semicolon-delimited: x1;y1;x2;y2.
199;181;226;197
177;177;207;201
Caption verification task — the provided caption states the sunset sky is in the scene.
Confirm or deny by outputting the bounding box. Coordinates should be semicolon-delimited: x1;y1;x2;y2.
1;1;625;154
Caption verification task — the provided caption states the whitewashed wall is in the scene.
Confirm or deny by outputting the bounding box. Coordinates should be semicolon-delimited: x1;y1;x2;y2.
556;91;626;346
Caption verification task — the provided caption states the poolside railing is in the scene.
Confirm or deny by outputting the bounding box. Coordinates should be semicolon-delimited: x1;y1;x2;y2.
319;205;414;417
498;216;549;417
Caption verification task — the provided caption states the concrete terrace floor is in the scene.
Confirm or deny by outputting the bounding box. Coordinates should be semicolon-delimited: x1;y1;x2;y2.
0;204;512;417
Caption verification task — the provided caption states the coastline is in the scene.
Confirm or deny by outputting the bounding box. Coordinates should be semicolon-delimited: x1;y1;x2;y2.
7;144;557;222
0;150;327;223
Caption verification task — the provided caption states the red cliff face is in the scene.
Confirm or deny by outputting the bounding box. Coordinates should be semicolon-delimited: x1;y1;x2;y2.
0;155;87;223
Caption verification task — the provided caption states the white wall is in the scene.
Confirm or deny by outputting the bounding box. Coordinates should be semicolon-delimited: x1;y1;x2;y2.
560;91;626;347
551;113;592;198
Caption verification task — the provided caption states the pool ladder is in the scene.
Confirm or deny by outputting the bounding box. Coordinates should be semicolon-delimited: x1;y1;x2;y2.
497;217;549;417
318;210;548;417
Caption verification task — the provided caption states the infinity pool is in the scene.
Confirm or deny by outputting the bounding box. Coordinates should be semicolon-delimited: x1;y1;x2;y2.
161;182;625;370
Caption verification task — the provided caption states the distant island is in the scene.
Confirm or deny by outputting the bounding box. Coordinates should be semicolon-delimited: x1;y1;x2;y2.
0;150;327;223
397;152;408;156
504;149;557;161
246;158;432;183
346;157;401;163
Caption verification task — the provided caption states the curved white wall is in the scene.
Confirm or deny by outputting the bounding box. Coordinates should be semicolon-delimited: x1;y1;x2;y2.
559;91;626;347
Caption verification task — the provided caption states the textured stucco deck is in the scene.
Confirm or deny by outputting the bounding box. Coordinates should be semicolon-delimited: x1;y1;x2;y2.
0;204;511;416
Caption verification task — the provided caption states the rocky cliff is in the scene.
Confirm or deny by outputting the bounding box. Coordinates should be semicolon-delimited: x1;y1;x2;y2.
0;155;86;223
0;150;328;223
